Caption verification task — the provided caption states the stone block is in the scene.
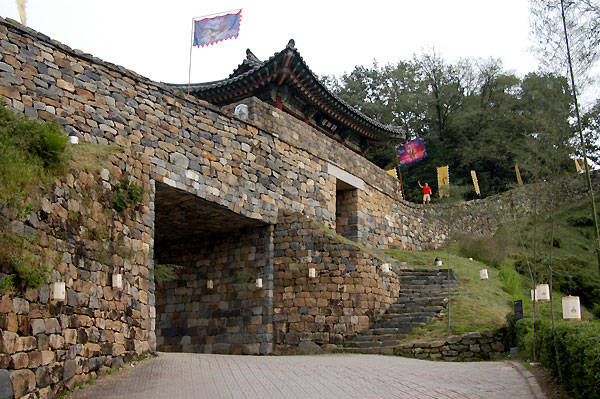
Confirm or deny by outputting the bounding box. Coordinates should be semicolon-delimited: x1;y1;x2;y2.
63;359;77;381
0;369;12;399
31;319;45;335
49;334;64;349
11;298;28;314
9;369;35;398
35;366;51;388
243;343;260;355
16;336;37;352
27;351;43;368
11;353;28;369
0;330;18;354
297;340;320;355
41;351;54;366
446;335;461;344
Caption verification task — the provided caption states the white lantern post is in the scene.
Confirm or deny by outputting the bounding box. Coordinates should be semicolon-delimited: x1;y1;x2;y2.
207;279;214;290
562;296;581;321
51;282;66;301
255;278;263;289
535;284;551;302
381;263;391;275
308;267;316;278
479;269;489;280
112;273;123;289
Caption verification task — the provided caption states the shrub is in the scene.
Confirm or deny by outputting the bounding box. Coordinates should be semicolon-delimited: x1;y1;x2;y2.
567;216;593;227
499;264;522;299
457;234;509;267
0;102;68;206
515;317;600;399
154;263;182;284
112;178;144;212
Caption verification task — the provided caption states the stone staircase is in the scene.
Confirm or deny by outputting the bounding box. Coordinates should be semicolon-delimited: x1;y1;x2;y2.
341;268;457;354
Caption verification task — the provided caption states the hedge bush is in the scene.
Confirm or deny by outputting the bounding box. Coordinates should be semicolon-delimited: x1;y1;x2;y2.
514;317;600;399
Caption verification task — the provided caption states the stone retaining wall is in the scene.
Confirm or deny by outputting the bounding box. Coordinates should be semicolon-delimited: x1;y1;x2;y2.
0;148;153;398
396;331;506;361
272;211;400;354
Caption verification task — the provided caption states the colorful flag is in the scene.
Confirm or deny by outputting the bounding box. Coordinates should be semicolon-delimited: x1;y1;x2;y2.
385;168;398;179
471;170;480;195
193;11;242;47
515;164;523;185
437;166;449;198
396;137;427;166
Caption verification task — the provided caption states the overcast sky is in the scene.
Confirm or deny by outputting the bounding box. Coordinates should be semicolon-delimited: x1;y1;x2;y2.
0;0;540;85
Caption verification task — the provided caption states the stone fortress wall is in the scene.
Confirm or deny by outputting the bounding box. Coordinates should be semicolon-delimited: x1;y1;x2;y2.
0;150;153;399
0;16;548;398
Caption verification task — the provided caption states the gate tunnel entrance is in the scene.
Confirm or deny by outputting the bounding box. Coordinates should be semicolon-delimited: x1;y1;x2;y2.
153;182;274;355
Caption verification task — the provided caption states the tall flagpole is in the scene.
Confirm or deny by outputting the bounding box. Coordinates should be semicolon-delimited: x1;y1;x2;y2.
188;17;195;95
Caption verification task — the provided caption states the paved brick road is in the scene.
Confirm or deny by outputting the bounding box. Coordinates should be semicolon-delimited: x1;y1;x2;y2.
70;353;545;399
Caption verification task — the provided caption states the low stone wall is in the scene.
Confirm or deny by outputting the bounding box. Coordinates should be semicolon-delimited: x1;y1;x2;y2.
272;211;400;354
0;148;153;398
396;331;506;361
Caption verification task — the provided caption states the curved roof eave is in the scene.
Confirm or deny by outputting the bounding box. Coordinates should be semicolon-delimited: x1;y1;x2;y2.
167;41;405;142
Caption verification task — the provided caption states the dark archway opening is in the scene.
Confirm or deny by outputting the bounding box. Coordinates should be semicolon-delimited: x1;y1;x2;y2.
153;182;273;354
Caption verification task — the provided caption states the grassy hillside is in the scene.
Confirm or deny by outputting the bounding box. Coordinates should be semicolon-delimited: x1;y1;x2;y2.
385;246;595;343
494;195;600;317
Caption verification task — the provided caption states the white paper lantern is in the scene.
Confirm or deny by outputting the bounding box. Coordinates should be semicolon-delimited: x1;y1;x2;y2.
381;263;391;274
562;296;581;321
207;279;214;290
308;267;316;278
535;284;551;302
480;269;489;280
51;282;66;301
531;289;535;301
435;257;443;266
255;278;263;289
112;273;122;289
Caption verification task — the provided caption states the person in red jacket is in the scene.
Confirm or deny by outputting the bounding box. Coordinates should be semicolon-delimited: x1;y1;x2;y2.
418;181;432;204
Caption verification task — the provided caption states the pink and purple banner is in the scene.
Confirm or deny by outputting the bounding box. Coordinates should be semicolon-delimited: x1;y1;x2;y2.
396;137;427;166
193;11;242;47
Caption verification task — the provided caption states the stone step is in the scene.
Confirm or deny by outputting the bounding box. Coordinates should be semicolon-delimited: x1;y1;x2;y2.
366;327;414;335
376;311;438;319
352;333;407;342
346;339;400;349
338;346;396;355
373;319;431;329
388;303;445;313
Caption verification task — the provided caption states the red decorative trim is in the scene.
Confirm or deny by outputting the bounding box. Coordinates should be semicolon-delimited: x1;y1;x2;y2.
275;96;283;110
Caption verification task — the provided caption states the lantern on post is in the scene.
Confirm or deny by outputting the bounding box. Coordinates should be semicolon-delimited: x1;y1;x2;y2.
535;284;551;302
308;267;316;278
479;269;488;280
255;278;263;289
68;132;79;144
51;282;66;301
562;296;581;321
112;273;123;289
434;257;442;266
207;279;214;290
381;263;391;275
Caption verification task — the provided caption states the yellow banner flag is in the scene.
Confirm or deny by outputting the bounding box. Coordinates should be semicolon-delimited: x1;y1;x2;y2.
575;159;583;173
437;166;449;197
385;168;397;179
515;164;523;185
471;170;480;195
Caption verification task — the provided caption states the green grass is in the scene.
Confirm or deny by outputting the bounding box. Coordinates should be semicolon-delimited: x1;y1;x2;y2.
385;247;514;340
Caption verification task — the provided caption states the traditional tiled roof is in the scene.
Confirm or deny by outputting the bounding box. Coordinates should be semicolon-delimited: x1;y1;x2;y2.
169;40;404;151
